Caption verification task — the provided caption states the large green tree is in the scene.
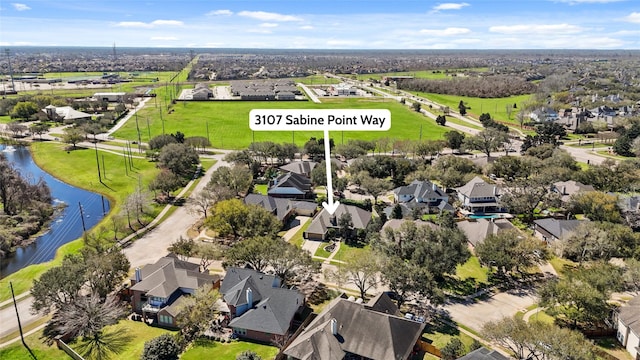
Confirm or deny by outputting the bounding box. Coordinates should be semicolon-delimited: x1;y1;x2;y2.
158;143;200;179
463;128;509;158
475;229;548;274
205;199;281;239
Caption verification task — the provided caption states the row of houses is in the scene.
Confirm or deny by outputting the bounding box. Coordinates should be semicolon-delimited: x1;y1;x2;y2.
229;79;302;101
529;104;638;131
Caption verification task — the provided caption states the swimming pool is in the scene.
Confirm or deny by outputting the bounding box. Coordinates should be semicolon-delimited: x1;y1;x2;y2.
468;213;504;219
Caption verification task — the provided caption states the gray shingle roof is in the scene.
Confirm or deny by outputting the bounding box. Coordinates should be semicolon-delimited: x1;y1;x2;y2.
457;218;514;246
457;347;509;360
130;255;217;299
221;267;304;336
284;297;425;360
533;218;584;240
619;295;640;338
393;180;447;200
456;176;500;199
280;161;318;177
268;172;312;196
306;204;371;237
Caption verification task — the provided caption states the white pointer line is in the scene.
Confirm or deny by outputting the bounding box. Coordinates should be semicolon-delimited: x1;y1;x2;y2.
321;129;340;215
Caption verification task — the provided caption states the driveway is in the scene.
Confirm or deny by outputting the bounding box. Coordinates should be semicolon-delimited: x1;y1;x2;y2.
443;287;537;331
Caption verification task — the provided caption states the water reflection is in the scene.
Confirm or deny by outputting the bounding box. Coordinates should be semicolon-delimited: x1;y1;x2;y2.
0;145;109;278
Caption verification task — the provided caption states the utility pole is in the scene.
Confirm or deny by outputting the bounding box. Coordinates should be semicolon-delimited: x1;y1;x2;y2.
94;142;102;183
11;282;35;358
78;202;86;233
4;49;16;93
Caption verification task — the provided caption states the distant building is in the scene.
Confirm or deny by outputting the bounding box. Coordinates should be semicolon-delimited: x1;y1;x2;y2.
93;92;125;102
455;176;504;213
42;105;92;121
532;218;584;244
279;160;318;178
191;83;213;100
268;172;314;199
457;218;515;247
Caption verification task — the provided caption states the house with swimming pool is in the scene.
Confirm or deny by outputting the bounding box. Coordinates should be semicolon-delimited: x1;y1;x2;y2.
455;176;506;214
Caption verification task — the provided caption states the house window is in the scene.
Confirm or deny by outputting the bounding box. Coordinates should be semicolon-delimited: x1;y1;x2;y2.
234;328;246;336
159;315;173;325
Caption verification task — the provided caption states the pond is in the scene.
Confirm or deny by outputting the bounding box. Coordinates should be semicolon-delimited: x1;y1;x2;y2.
0;144;110;278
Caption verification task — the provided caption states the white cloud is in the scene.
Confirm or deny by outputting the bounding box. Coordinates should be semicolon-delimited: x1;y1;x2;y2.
300;25;314;30
114;21;153;28
12;3;31;11
489;23;584;34
238;11;302;22
150;19;183;26
150;36;178;41
260;23;278;28
432;2;469;11
207;9;232;16
113;19;182;28
420;27;471;36
623;12;640;23
246;29;272;34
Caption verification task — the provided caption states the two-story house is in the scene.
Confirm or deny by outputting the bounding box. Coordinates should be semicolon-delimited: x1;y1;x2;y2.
268;172;314;199
389;180;453;216
455;176;503;214
130;254;220;328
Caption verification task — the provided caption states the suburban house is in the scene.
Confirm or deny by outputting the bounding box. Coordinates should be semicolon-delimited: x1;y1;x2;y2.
457;347;509;360
129;254;221;328
244;194;317;223
268;172;314;199
455;176;503;214
220;267;306;343
529;107;559;122
191;83;213;100
614;295;640;360
532;218;584;244
619;195;640;231
456;218;515;247
381;219;439;233
304;204;372;241
283;295;425;360
279;160;318;178
43;105;92;121
551;180;595;203
389;180;453;216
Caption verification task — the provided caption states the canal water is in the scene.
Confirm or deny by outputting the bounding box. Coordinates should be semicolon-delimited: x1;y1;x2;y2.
0;145;109;278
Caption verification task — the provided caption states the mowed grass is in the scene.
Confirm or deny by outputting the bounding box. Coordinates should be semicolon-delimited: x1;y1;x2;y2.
455;256;490;284
356;68;490;81
416;92;534;125
112;98;449;149
0;141;161;301
70;320;177;360
181;339;279;360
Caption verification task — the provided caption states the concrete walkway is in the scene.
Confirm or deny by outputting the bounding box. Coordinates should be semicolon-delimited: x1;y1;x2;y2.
282;216;311;243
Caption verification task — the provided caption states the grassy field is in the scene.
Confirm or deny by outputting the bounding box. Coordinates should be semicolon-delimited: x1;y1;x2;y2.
415;92;534;125
288;220;311;248
181;339;279;360
355;68;490;81
0;141;161;301
112;98;449;149
421;321;477;357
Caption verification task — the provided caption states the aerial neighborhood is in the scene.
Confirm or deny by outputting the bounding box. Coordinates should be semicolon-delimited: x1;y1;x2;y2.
1;42;640;360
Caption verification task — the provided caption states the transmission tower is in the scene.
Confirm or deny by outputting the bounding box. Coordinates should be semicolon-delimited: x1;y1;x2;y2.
4;48;16;93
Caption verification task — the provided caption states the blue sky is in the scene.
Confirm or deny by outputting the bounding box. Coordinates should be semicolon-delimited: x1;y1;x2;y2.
1;0;639;49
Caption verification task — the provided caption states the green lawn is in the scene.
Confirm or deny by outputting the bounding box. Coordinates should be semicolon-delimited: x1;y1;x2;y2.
181;339;279;360
112;98;449;149
421;321;477;355
455;256;489;284
415;92;534;125
332;242;370;263
355;68;490;81
254;184;268;195
314;242;335;258
70;320;177;360
0;328;68;360
548;256;578;277
288;219;312;248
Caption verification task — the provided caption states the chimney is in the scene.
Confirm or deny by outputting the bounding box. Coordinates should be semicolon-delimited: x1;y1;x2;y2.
330;215;337;226
432;182;437;191
246;288;253;306
331;318;338;336
562;186;567;195
493;186;497;196
134;267;141;283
